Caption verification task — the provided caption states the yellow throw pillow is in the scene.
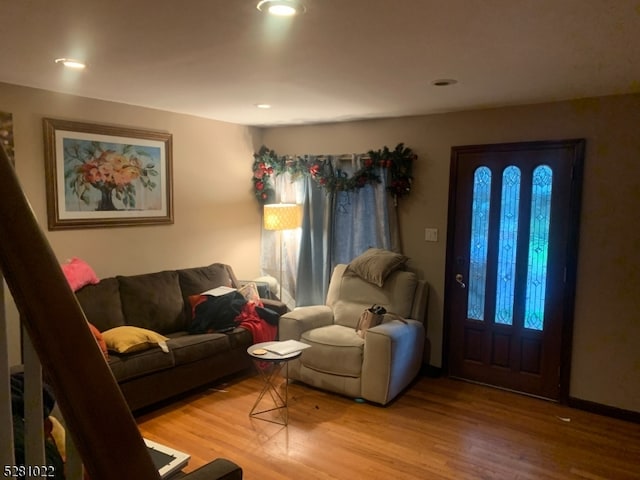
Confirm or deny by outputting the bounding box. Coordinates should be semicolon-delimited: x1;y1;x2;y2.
102;326;169;354
49;416;66;460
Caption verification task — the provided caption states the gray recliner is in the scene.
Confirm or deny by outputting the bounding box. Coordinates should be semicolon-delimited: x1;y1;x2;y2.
279;257;428;405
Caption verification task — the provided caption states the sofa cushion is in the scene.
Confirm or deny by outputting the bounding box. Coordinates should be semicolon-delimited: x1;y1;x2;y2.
300;324;364;378
107;348;175;383
225;327;254;349
177;263;235;295
167;332;232;365
75;278;125;331
177;263;236;323
118;271;185;334
329;268;418;328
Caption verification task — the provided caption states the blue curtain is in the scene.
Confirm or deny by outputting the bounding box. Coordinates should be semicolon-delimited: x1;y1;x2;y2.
332;164;392;266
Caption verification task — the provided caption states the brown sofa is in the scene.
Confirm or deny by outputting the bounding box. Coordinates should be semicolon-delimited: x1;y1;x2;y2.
75;262;279;412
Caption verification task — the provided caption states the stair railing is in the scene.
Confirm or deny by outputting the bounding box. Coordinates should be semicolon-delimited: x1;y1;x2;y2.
0;144;160;479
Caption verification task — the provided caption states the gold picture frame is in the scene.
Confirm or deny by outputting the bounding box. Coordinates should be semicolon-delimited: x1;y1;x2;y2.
43;118;173;230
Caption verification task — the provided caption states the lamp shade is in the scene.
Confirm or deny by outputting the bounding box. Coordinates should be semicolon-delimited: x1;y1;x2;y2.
263;203;302;231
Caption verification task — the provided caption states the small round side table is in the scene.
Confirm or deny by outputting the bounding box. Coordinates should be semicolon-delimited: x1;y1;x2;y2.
247;341;303;426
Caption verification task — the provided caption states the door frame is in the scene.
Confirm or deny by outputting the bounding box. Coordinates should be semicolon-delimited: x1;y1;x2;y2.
442;139;585;403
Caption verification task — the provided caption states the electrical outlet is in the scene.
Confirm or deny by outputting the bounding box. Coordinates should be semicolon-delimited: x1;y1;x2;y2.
424;228;438;242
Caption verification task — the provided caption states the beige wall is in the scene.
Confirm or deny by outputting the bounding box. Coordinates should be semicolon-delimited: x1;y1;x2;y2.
262;94;640;413
2;81;638;413
1;82;265;365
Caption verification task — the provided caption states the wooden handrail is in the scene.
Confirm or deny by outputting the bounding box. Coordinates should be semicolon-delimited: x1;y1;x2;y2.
0;146;159;479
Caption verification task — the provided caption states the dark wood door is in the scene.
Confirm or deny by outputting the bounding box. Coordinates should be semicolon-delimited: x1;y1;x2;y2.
445;139;585;400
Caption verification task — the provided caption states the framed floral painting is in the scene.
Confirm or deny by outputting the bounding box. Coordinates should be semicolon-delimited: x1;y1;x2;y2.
43;118;173;230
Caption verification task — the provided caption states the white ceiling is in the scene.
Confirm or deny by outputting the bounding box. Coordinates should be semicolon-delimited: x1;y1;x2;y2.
2;0;639;127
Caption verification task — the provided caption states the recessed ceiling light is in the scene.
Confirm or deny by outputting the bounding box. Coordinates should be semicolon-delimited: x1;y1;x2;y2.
431;78;458;87
55;58;86;70
255;104;272;109
257;0;305;16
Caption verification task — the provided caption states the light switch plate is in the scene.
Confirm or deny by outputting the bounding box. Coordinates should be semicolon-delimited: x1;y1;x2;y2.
424;227;438;242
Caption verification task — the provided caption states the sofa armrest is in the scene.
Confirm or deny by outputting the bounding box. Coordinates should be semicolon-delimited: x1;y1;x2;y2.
279;305;334;341
361;319;425;405
261;298;288;316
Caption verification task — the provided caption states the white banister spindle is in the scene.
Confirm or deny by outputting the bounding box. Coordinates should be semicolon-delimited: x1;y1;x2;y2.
0;277;15;467
23;330;45;478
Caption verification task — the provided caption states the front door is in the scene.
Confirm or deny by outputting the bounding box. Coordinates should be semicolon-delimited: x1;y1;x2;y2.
445;139;584;400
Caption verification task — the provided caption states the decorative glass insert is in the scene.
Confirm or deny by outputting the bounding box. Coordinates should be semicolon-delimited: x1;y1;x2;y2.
467;167;492;321
495;166;521;325
525;165;553;330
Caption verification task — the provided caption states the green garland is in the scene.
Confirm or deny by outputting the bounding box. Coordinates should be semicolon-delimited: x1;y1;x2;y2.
252;143;416;205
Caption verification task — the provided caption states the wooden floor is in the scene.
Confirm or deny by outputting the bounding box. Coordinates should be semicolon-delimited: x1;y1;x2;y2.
137;374;640;480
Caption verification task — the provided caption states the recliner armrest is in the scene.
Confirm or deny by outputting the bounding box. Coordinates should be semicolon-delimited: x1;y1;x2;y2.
410;279;429;326
361;319;425;405
279;305;334;340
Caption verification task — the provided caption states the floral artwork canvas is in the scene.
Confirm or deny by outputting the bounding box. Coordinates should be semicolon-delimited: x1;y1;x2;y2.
63;138;162;212
43;118;173;230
